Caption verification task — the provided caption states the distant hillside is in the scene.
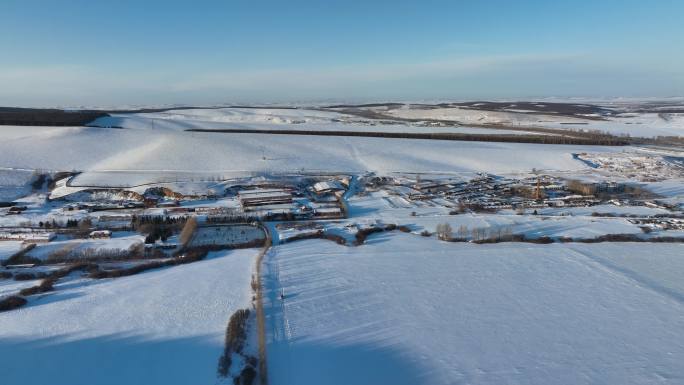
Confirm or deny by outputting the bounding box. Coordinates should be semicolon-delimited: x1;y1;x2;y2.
0;106;297;127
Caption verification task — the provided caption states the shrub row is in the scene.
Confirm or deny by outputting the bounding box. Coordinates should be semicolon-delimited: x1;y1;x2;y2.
17;263;98;297
281;230;347;246
187;239;266;252
186;128;630;146
468;233;684;244
324;233;347;245
88;249;208;279
355;226;389;245
1;244;39;267
0;295;27;312
207;215;261;224
13;271;47;281
217;308;251;378
236;366;257;385
281;230;324;243
577;234;684;243
18;277;56;296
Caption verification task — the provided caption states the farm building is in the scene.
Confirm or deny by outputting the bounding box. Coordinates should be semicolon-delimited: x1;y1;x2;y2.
0;231;56;243
89;230;112;239
238;189;293;207
312;180;345;194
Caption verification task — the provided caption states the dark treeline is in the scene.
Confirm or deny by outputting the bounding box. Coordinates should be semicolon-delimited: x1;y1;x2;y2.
217;308;253;378
88;248;209;279
2;263;98;312
281;230;347;245
206;214;261;224
468;233;684;244
186;128;630;146
132;215;187;227
1;244;38;267
0;108;108;126
355;224;397;245
206;212;308;222
0;106;297;127
132;215;188;244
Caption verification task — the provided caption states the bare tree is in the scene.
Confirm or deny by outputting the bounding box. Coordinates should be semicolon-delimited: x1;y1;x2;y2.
457;225;468;240
457;200;467;213
436;223;453;241
179;217;198;247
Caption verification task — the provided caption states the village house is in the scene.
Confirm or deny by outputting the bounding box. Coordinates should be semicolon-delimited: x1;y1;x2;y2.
89;230;112;239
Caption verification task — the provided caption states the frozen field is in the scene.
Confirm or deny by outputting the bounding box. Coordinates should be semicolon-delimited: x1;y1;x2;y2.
0;248;258;385
0;240;23;261
0;169;34;201
190;225;265;247
92;108;551;136
264;233;684;385
0;123;622;184
108;106;684;139
25;233;145;261
3;107;674;189
386;106;684;137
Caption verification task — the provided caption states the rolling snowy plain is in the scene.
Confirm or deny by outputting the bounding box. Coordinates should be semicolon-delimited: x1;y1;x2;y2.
0;124;615;177
1;105;684;385
384;104;684;137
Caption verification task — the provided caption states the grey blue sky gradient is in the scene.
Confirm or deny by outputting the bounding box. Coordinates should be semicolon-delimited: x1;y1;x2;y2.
1;0;683;106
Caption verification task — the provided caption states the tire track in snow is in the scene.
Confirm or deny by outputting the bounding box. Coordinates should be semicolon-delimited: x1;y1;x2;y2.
263;245;295;385
567;247;684;306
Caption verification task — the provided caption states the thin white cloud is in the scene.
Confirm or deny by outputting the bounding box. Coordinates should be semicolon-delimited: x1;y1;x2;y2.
169;53;583;92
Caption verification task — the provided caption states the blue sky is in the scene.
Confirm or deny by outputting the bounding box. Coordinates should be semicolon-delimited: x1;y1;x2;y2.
1;0;683;106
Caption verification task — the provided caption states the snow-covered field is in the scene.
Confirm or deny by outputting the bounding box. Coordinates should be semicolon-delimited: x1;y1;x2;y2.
190;225;265;247
264;233;684;385
92;108;549;136
0;123;623;184
5;107;682;189
0;240;23;261
386;106;684;137
0;169;34;201
25;232;145;261
0;248;258;385
1;105;684;385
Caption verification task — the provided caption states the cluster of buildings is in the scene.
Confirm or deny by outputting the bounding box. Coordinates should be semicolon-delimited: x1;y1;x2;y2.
236;178;347;219
0;229;56;243
628;218;684;231
376;174;612;212
576;152;684;182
